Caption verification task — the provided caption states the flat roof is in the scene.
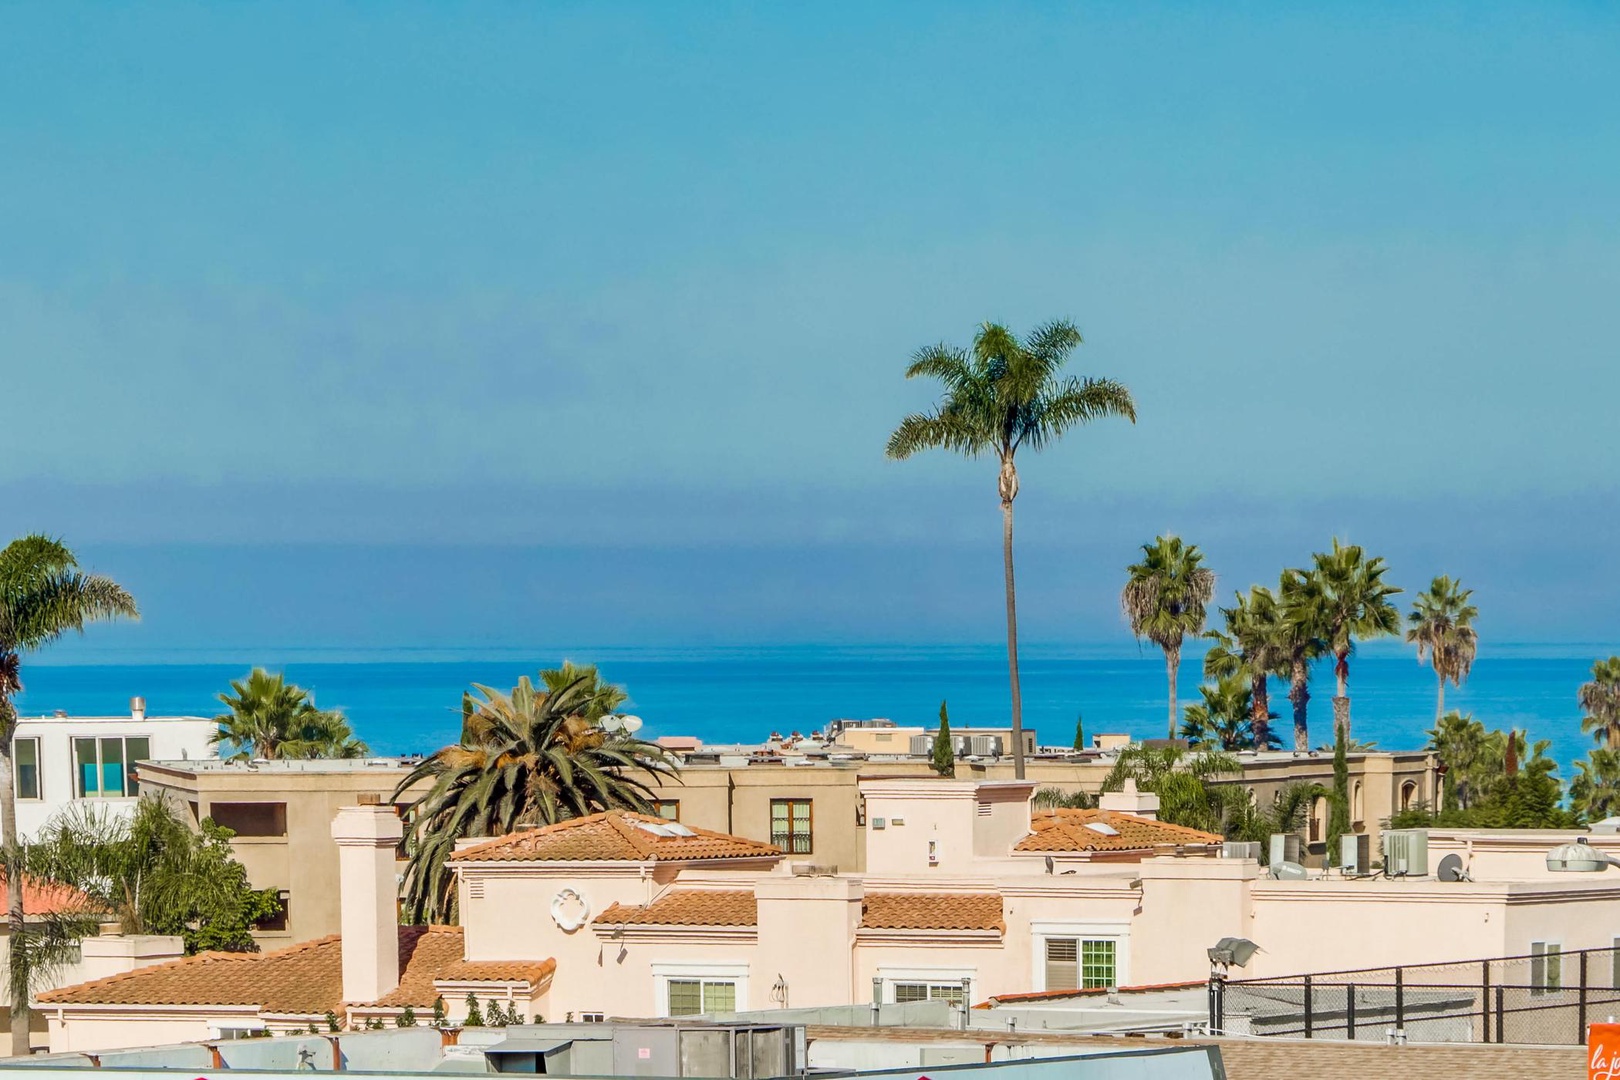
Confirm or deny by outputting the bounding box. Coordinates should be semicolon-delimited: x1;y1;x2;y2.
144;757;419;774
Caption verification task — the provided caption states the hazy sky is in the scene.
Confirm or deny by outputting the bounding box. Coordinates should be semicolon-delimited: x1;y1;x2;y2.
4;4;1618;653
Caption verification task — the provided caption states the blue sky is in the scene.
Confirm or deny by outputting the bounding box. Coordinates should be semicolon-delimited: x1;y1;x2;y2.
4;4;1619;653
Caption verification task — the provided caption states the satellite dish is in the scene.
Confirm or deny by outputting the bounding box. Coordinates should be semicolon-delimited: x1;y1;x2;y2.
1437;853;1466;882
620;715;643;733
1270;861;1308;880
601;715;626;733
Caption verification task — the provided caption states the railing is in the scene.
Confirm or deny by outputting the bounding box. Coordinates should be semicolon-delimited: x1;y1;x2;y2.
1210;947;1620;1045
771;832;813;854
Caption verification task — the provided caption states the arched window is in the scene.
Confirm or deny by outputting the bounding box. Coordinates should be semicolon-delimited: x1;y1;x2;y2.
1352;781;1364;826
1309;796;1327;843
1400;781;1418;811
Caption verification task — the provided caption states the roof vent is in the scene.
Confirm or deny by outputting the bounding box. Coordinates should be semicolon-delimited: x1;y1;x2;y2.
1084;821;1120;836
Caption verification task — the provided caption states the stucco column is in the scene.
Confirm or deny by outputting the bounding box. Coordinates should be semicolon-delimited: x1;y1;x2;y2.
754;875;864;1008
331;804;404;1005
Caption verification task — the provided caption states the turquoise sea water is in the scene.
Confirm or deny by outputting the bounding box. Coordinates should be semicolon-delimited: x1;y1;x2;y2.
16;644;1611;776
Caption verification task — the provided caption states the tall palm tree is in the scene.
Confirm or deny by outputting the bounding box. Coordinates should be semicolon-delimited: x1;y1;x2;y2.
1571;748;1620;824
0;536;136;1053
1405;575;1479;722
1277;569;1329;751
1180;674;1280;751
1580;656;1620;751
1309;539;1402;739
539;661;627;723
211;668;369;760
1122;536;1217;740
395;674;677;923
887;320;1136;779
1203;587;1289;752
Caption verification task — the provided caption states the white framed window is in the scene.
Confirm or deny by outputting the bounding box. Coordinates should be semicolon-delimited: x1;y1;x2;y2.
1031;921;1129;991
652;962;749;1018
579;1012;605;1023
877;966;975;1006
73;735;150;798
1530;941;1561;996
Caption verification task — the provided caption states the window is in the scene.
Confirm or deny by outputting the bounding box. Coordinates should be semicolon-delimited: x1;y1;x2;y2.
1531;941;1561;995
667;979;736;1016
1308;797;1326;843
254;892;290;932
74;736;149;798
209;802;288;837
13;738;40;800
893;983;966;1006
579;1012;605;1023
770;799;813;854
1045;938;1116;991
654;800;681;821
1400;781;1418;811
1352;781;1364;828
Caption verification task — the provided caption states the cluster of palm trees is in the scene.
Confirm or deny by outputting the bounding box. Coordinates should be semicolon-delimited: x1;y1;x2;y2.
211;668;368;760
1122;535;1470;753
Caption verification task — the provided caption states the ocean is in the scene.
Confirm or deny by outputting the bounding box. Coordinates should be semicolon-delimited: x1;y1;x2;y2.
16;643;1611;776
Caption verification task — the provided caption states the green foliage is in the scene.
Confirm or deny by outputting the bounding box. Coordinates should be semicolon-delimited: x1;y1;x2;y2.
930;700;955;777
212;668;368;761
1571;749;1620;823
1072;713;1085;751
1203;587;1289;751
307;1023;319;1034
365;1016;384;1031
1307;539;1403;725
1101;745;1241;835
1405;576;1479;720
1180;675;1281;751
487;999;508;1028
1032;786;1093;810
397;672;678;924
396;1006;417;1028
326;1011;341;1033
1325;725;1350;864
539;662;628;723
1427;711;1496;810
1277;569;1330;751
1399;726;1573;829
1223;782;1325;862
431;997;447;1026
26;796;280;954
1580;657;1620;751
464;993;484;1027
1122;536;1217;739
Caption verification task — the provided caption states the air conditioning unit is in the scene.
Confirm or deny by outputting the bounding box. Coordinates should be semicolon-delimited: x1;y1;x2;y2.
969;735;1002;757
909;735;932;756
1340;833;1371;876
1383;829;1429;877
1269;833;1302;867
1222;841;1262;861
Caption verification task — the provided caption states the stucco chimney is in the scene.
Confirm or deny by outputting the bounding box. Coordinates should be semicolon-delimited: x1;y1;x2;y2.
1099;778;1160;820
331;804;404;1004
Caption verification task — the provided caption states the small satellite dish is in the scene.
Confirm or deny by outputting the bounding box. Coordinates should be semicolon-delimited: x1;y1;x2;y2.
601;715;626;733
620;715;643;733
1270;861;1309;880
1437;853;1466;882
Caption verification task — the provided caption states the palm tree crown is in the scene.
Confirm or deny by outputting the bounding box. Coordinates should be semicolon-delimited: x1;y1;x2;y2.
1122;536;1216;740
1405;575;1479;722
538;661;627;723
1203;586;1289;752
395;673;677;923
1572;748;1620;824
887;320;1135;778
1309;539;1402;736
1580;656;1620;751
1180;674;1280;751
211;668;369;761
0;535;137;1055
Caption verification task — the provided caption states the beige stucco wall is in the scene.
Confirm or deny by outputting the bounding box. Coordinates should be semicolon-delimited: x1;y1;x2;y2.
46;1011;242;1054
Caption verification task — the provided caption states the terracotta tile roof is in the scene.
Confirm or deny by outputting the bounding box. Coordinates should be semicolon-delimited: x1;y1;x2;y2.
0;875;95;916
859;893;1004;933
454;811;782;864
596;891;758;927
1013;809;1222;853
434;958;557;985
39;926;467;1014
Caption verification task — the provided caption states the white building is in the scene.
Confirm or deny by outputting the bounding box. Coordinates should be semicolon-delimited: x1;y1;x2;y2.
11;697;218;838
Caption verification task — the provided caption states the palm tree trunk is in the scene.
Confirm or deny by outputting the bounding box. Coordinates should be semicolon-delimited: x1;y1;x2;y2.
1333;650;1351;739
1166;645;1180;741
0;697;29;1056
1289;657;1310;752
1250;674;1271;750
1001;494;1025;780
1435;671;1445;724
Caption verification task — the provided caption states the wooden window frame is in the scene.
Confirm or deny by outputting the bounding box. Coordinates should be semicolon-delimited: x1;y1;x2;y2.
770;798;813;854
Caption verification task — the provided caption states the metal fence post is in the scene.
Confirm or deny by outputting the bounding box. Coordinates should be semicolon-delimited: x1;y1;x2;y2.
1346;981;1356;1041
1395;967;1404;1031
1481;962;1491;1044
1495;984;1505;1043
1208;977;1225;1035
1303;975;1313;1038
1581;950;1590;1043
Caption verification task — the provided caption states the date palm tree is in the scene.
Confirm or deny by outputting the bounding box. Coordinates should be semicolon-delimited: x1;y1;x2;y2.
1122;536;1217;740
211;668;369;760
1203;587;1289;752
395;673;677;923
1277;569;1329;751
1310;539;1402;739
1580;657;1620;751
1180;674;1280;751
0;536;137;1053
887;320;1135;778
1405;576;1479;722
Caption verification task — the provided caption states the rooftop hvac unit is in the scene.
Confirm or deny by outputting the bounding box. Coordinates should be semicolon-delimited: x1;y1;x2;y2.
1222;841;1262;861
1340;833;1371;876
1269;833;1302;867
909;735;932;756
968;735;1002;757
1383;828;1429;877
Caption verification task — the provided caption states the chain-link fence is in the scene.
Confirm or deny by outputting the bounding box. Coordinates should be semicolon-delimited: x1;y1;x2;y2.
1210;947;1620;1044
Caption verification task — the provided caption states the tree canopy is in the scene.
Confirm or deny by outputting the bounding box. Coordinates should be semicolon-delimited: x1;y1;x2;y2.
212;668;368;761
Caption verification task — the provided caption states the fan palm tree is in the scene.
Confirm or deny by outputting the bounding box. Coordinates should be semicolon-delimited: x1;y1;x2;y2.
211;668;369;760
1180;674;1280;751
887;320;1136;778
395;674;677;923
0;535;137;1053
1309;539;1402;739
1122;536;1217;740
1405;576;1479;722
1277;569;1330;751
1579;656;1620;751
1571;749;1620;824
1426;710;1495;811
1203;587;1289;752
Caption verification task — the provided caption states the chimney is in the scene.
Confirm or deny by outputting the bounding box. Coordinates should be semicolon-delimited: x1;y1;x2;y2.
331;804;404;1004
1099;778;1160;820
130;697;146;721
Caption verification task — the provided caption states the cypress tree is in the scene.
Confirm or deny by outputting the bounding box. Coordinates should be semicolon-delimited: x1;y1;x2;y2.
1326;723;1350;864
930;700;955;776
1072;712;1085;751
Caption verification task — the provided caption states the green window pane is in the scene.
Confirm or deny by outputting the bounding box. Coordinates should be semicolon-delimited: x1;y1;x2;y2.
74;738;99;797
668;980;702;1016
14;739;39;800
702;982;735;1013
771;802;788;827
100;737;126;797
1081;939;1116;989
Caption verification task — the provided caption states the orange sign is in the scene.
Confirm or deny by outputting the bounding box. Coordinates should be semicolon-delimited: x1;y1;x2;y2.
1589;1022;1620;1080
